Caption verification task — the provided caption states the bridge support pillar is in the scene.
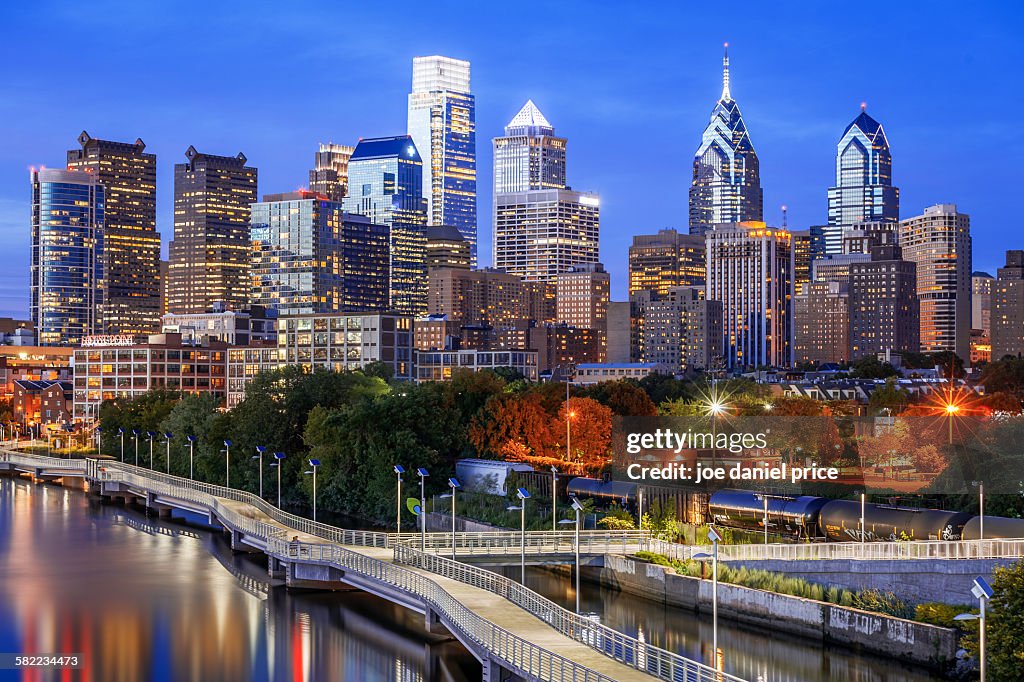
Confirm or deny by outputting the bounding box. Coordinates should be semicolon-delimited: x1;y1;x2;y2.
230;529;260;553
268;556;286;579
424;606;451;636
481;656;516;682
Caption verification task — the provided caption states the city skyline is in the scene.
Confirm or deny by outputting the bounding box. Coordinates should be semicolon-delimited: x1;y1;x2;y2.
1;2;1021;317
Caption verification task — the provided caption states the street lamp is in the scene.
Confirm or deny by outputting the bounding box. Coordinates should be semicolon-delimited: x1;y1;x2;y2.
393;465;406;534
559;496;585;613
973;481;985;541
707;398;726;467
550;465;558;532
222;440;233;487
186;435;196;479
860;491;866;545
271;452;286;507
507;487;531;584
755;493;769;545
132;429;140;466
955;576;994;682
304;459;320;522
417;468;429;551
637;485;644;531
440;477;461;560
945;402;960;444
118;427;125;462
162;432;173;473
253;446;267;498
95;426;103;456
146;431;155;468
694;526;722;666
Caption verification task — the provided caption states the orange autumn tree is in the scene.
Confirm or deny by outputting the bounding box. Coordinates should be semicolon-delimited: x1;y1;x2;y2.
556;397;613;476
468;393;554;464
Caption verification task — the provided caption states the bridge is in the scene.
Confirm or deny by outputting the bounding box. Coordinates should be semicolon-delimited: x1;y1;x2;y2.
1;450;740;682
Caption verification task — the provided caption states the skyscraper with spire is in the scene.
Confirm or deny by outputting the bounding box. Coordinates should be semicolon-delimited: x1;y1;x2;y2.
688;45;763;236
825;105;899;254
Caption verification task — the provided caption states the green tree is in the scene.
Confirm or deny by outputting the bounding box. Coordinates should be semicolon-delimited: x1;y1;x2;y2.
981;357;1024;398
849;356;900;380
582;380;658;416
868;377;910;414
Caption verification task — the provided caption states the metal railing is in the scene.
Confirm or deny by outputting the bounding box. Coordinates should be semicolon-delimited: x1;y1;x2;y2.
638;537;1024;562
393;542;743;682
0;450;86;470
409;530;648;556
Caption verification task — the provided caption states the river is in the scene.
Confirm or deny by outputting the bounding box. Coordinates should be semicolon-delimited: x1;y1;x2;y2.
0;476;941;681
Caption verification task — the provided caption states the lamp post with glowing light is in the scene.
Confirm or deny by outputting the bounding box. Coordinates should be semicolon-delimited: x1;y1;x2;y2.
132;429;140;465
186;435;196;479
945;402;959;445
271;452;285;507
94;426;103;456
304;459;320;522
162;432;173;473
146;431;155;468
708;399;726;466
253;446;266;498
222;440;233;487
118;427;125;462
440;477;461;560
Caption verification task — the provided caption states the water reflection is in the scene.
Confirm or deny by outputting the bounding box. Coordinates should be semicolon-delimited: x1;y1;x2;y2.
0;478;478;682
493;565;940;682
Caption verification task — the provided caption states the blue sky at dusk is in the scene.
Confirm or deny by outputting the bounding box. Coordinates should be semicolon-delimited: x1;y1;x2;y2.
1;0;1022;317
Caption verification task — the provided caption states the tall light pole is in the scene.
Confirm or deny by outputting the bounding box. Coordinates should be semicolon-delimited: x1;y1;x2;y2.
186;435;196;479
222;440;233;487
860;491;866;545
304;459;320;522
118;427;125;462
163;432;173;473
695;526;722;666
508;487;531;584
550;465;558;532
146;431;155;468
95;426;103;456
441;477;461;560
637;485;644;531
393;465;405;534
564;363;574;466
946;403;959;445
559;497;585;613
254;446;266;498
132;429;140;466
955;576;994;682
707;397;726;467
417;468;429;551
974;481;985;541
272;452;286;507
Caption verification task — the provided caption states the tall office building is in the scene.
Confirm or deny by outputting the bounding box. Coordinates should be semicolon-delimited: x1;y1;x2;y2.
425;225;471;270
628;229;706;296
899;204;972;360
706;222;792;368
825;106;899;255
493;100;566;194
689;46;763;236
793;281;849;365
251;191;389;316
791;230;813;296
407;56;477;264
342;136;429;316
555;263;610;330
493;189;599;282
167;147;257;314
640;286;723;372
972;272;993;334
30;169;105;346
849;243;919;359
308;143;354;202
991;251;1024;360
67;132;161;334
427;267;554;326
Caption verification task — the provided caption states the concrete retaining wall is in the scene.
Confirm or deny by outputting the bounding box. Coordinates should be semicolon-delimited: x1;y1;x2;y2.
599;555;957;668
729;557;1017;606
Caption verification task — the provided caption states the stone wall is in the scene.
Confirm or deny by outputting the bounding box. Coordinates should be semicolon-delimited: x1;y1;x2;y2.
599;554;957;668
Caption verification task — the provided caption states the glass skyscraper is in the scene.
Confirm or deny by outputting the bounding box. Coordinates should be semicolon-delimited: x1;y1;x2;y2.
825;106;899;254
342;136;428;316
251;191;390;316
30;169;105;346
407;56;477;265
688;46;763;236
492;100;566;195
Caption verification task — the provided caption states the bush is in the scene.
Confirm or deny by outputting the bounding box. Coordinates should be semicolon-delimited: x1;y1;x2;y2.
914;602;975;629
962;561;1024;681
850;589;910;619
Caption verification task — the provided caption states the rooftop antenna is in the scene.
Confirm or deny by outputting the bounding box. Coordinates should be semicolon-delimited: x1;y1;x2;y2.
721;42;731;101
781;205;788;229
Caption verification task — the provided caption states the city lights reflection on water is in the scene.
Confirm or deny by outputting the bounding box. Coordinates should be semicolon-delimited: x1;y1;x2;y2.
0;478;477;682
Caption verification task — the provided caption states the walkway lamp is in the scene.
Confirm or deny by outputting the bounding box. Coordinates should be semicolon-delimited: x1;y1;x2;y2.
694;526;722;667
550;465;559;532
973;481;985;542
304;459;320;522
221;440;233;487
417;468;429;551
271;452;286;507
146;431;155;469
507;487;531;584
393;465;405;534
162;432;173;473
186;436;196;479
95;426;103;456
559;496;585;613
253;446;267;498
132;429;140;465
118;427;125;462
955;576;994;682
439;477;461;560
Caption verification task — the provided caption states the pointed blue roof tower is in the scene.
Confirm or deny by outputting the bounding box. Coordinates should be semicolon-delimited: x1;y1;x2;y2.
688;44;764;236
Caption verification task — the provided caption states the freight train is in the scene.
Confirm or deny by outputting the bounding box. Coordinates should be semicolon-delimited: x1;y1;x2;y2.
708;489;1024;542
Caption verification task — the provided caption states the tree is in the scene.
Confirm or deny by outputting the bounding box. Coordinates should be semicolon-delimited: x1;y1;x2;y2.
868;377;910;414
849;356;900;380
582;380;657;416
982;391;1023;414
981;358;1024;398
558;397;613;475
361;361;394;382
637;373;691;405
468;393;554;464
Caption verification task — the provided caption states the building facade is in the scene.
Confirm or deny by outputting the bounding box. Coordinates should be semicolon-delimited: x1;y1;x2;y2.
308;143;354;202
167;147;257;313
640;286;723;373
705;222;792;368
342;136;428;316
425;225;471;270
251;191;390;316
67;132;162;334
899;204;972;360
793;281;849;365
825;107;899;255
277;313;414;381
226;346;283;408
407;56;477;264
991;251;1024;360
555;263;609;330
427;268;555;326
492;100;566;195
689;47;763;236
415;349;537;383
972;272;993;334
161;304;277;345
848;244;919;359
628;229;706;296
30;169;105;346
